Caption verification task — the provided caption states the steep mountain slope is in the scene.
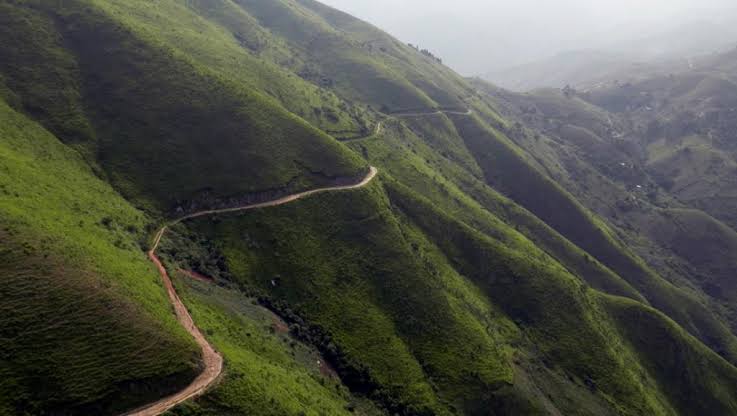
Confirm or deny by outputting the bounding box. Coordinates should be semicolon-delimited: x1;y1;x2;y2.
0;98;200;415
0;1;367;212
472;68;737;346
3;1;737;415
581;57;737;230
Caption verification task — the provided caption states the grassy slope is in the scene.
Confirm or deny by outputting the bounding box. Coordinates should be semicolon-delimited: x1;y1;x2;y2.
635;208;737;327
0;3;94;148
184;182;519;415
231;0;470;112
448;109;737;363
0;98;200;415
0;1;367;212
392;179;737;416
472;79;737;355
160;87;734;412
85;0;374;135
346;116;644;302
385;180;673;415
168;276;385;416
2;0;737;414
603;294;737;415
179;168;737;415
345;105;737;413
647;136;737;229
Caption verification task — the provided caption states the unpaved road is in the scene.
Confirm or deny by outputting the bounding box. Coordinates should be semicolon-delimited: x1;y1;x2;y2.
123;166;378;416
340;108;472;142
392;108;473;117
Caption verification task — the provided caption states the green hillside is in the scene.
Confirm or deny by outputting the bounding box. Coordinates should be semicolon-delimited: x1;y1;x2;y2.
0;1;367;212
472;67;737;358
0;98;200;414
444;108;737;362
2;0;737;415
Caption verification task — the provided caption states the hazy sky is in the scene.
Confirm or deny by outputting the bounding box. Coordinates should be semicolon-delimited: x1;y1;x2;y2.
320;0;737;75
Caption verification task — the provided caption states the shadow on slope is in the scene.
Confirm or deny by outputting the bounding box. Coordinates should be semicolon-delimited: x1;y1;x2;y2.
449;110;737;363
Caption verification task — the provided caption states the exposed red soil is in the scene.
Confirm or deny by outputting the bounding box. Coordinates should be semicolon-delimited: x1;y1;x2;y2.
122;250;223;416
179;269;214;283
271;316;290;334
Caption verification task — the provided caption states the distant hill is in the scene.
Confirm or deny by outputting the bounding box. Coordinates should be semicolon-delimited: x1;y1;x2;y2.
483;18;737;91
483;50;646;91
473;48;737;371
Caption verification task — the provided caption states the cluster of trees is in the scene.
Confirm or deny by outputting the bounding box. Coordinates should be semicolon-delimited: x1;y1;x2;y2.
257;295;428;415
256;296;377;390
407;43;443;64
562;84;577;98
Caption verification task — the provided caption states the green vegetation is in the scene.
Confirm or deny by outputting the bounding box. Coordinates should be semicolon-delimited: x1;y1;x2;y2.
647;136;737;228
174;170;737;415
2;0;737;414
184;183;515;414
603;294;737;415
0;98;200;414
347;115;643;302
235;0;470;111
635;208;737;329
449;98;737;364
386;180;675;415
169;276;383;416
0;1;367;212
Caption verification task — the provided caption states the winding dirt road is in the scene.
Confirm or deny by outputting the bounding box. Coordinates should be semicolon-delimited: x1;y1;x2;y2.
127;109;458;412
123;166;378;416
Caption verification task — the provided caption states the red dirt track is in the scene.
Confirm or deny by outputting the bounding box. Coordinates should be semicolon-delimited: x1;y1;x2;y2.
121;167;378;415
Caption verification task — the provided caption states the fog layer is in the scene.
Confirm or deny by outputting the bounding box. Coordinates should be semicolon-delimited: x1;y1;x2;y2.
320;0;737;75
